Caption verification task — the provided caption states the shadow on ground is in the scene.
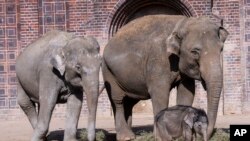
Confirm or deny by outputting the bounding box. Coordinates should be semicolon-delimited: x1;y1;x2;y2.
47;126;229;141
47;125;153;141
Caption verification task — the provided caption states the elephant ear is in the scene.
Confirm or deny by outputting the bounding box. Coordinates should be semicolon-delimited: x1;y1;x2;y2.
50;52;66;76
184;111;196;128
166;17;188;55
218;27;229;43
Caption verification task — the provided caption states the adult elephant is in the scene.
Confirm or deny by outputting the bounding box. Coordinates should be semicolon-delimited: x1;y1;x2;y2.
102;15;228;140
16;30;101;141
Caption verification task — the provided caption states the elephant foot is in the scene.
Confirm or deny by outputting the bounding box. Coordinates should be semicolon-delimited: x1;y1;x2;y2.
31;135;47;141
117;129;135;141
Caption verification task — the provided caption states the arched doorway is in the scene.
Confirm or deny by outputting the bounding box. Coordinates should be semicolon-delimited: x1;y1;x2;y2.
108;0;195;38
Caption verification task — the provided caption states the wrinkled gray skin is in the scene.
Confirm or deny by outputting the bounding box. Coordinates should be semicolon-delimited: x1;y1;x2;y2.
155;105;208;141
102;15;228;140
16;30;101;141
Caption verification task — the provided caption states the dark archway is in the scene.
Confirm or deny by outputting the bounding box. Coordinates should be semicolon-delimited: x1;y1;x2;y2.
108;0;195;38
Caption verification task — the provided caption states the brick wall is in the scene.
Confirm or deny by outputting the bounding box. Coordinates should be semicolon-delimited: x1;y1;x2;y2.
218;0;242;114
242;0;250;114
0;0;248;119
0;0;20;119
19;0;39;49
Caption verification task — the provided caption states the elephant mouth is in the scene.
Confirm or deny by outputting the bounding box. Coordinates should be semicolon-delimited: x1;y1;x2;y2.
181;71;201;81
69;77;82;87
188;67;201;80
192;73;201;80
179;63;201;80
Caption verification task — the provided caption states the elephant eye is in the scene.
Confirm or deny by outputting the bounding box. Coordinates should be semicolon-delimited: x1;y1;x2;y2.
75;64;81;71
174;32;182;40
191;48;200;58
196;122;202;128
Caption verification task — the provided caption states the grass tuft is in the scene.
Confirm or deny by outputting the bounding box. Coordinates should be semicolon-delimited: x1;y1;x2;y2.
132;130;154;141
79;129;107;141
210;129;230;141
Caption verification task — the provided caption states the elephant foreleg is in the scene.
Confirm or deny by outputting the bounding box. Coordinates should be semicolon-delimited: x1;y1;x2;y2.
32;98;57;141
32;77;59;141
148;77;170;116
148;76;171;141
183;126;193;141
64;93;83;141
17;83;38;129
177;76;195;106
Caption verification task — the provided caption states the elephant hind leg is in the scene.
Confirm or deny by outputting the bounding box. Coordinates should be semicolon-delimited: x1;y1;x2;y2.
155;121;172;141
123;96;139;128
106;82;136;141
103;68;135;140
17;83;38;129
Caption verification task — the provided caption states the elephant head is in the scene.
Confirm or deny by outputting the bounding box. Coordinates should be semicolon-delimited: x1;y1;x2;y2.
167;16;229;139
50;36;101;141
184;108;208;141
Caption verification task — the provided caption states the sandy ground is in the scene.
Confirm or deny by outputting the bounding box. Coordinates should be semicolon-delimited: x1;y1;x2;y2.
1;114;250;141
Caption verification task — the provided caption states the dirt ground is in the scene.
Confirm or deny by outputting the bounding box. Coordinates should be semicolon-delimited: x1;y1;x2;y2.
1;114;250;141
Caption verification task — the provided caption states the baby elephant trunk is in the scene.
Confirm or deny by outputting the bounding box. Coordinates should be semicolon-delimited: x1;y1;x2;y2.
203;132;207;141
202;129;208;141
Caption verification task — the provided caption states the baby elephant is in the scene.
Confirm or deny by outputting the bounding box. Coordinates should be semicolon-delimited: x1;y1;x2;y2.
155;105;208;141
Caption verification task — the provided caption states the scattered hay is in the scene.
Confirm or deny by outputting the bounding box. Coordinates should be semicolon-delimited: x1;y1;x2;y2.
79;129;107;141
210;129;230;141
132;130;154;141
79;128;229;141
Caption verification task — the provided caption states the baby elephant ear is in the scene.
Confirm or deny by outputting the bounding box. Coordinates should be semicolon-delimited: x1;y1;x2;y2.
50;54;65;76
184;112;195;128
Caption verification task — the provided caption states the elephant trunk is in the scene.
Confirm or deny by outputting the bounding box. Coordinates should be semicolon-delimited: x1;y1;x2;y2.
83;75;100;141
200;57;223;139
